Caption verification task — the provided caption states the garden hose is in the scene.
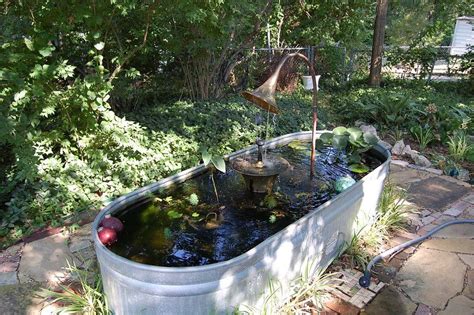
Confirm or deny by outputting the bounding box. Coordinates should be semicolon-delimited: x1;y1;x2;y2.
358;219;474;288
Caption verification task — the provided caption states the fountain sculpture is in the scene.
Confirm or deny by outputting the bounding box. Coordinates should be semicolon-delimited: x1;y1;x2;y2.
231;138;289;193
232;52;320;192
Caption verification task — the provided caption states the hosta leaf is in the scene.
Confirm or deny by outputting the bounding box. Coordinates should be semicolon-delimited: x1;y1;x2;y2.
94;42;105;50
211;155;226;173
24;38;34;51
200;147;211;165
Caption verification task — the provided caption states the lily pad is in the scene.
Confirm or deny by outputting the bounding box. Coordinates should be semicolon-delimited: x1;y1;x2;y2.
333;126;347;136
363;132;379;145
288;140;308;151
349;163;370;174
319;132;333;144
347;127;363;142
332;134;348;150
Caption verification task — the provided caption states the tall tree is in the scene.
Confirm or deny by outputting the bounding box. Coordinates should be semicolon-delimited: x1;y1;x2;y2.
369;0;389;87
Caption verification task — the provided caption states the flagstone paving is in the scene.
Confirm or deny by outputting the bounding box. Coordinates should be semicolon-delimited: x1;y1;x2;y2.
0;160;472;314
362;162;474;315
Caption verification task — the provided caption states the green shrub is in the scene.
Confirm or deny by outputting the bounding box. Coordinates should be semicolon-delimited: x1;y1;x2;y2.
0;92;322;245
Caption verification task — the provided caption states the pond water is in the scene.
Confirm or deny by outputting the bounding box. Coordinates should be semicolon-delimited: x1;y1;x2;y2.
109;141;383;267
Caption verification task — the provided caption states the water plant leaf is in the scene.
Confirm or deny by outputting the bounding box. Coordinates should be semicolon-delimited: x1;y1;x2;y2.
347;127;363;142
349;163;370;173
269;214;277;223
332;135;348;150
163;228;172;239
188;193;199;206
315;139;326;150
211;155;226;173
167;210;182;219
319;132;333;144
288;140;307;151
264;195;278;209
333;126;347;136
348;153;362;164
363;133;379;146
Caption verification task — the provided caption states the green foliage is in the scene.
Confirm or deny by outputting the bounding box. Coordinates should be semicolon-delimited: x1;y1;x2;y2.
447;131;473;163
410;125;435;152
241;263;339;314
326;81;473;143
41;262;110;315
317;126;377;171
188;193;199;206
340;182;410;269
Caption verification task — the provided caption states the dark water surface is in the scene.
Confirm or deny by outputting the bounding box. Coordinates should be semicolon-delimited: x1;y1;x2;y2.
109;141;383;267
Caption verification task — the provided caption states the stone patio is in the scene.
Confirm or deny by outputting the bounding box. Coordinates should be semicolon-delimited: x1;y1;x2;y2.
361;163;474;315
0;224;95;314
0;160;472;314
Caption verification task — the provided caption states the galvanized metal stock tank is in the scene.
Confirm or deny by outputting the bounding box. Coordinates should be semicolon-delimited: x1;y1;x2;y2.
92;131;391;314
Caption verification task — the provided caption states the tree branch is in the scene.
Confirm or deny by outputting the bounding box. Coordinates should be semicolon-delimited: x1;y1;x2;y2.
107;1;158;84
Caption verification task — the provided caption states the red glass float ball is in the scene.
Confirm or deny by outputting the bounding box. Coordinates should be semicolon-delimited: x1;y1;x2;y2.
100;214;124;232
98;227;117;245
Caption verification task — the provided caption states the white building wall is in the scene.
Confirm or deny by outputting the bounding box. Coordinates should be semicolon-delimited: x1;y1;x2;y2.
450;17;473;55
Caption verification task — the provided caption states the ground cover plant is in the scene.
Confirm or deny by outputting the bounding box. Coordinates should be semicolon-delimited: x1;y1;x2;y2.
323;79;474;175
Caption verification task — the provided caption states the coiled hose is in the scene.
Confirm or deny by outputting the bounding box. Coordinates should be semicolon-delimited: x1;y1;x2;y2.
359;219;474;288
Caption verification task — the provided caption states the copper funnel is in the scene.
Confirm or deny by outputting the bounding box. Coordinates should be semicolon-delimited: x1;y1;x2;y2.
241;54;293;115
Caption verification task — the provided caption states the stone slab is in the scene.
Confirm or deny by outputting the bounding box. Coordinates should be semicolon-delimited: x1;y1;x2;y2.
421;239;474;254
389;167;430;189
396;248;466;309
18;234;73;284
458;254;474;268
0;271;18;285
432;224;474;239
465;270;474;300
362;286;417;315
463;193;474;204
407;177;471;211
438;295;474;315
0;282;44;315
414;304;433;315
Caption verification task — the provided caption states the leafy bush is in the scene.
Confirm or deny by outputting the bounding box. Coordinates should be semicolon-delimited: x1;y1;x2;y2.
0;92;322;245
325;81;473;143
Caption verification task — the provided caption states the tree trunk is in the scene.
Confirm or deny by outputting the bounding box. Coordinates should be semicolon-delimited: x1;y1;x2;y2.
369;0;389;87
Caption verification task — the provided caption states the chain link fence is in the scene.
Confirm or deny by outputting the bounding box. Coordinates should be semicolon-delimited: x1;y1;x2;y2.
235;45;472;92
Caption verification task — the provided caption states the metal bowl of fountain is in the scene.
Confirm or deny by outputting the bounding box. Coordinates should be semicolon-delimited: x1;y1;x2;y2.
231;139;290;193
